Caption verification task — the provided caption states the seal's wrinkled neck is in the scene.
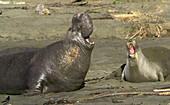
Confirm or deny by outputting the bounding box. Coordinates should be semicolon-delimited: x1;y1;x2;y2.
65;28;94;52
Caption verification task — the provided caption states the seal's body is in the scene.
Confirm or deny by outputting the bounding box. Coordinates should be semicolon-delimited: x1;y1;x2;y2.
0;51;35;94
0;13;94;94
122;40;170;82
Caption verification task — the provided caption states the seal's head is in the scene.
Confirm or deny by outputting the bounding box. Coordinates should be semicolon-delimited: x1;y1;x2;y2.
126;39;139;58
72;12;93;37
66;12;94;50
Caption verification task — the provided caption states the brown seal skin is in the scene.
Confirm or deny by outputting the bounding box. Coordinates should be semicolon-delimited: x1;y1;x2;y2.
0;12;94;94
122;39;170;82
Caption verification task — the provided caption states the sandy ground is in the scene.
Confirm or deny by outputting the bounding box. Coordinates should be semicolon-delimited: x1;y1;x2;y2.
0;0;170;105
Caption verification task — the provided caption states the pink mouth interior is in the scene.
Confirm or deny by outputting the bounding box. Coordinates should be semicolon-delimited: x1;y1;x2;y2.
129;44;135;54
85;38;90;43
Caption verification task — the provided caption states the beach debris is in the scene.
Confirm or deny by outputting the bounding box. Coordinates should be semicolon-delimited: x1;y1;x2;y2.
84;71;107;84
112;100;124;103
154;87;170;95
35;4;51;15
110;11;165;39
42;87;170;104
107;8;118;13
0;1;25;5
158;92;170;95
0;1;10;4
93;85;125;90
106;86;124;89
0;10;2;15
13;1;25;5
70;0;83;3
154;87;170;92
84;7;115;20
70;0;88;6
75;90;155;101
73;86;170;102
85;7;103;13
92;16;113;20
43;98;74;105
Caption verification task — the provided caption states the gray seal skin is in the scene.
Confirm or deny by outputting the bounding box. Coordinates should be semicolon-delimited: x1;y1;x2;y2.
0;12;94;94
122;39;170;82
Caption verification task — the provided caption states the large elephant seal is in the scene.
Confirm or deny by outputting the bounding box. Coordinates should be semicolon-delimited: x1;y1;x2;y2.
0;12;94;94
122;39;170;82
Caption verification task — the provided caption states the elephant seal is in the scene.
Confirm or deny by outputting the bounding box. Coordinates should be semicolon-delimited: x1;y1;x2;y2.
0;12;94;94
122;39;170;82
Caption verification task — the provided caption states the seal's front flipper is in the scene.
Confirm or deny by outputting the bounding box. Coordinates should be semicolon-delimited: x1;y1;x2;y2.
106;64;126;81
158;72;165;81
23;90;41;96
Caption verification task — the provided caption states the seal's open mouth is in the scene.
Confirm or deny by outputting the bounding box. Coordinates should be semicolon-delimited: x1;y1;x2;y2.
129;44;135;55
127;40;136;58
84;36;94;45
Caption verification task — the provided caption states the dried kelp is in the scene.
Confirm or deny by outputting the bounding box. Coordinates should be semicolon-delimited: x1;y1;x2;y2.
110;11;165;39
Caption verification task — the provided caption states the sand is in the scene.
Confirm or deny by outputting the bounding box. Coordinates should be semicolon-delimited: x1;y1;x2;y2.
0;0;170;105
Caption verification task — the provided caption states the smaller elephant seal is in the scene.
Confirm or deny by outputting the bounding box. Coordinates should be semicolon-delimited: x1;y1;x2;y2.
122;39;170;82
0;12;94;94
0;10;2;15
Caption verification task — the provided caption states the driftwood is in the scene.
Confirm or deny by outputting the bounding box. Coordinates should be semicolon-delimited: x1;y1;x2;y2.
92;16;113;20
74;87;170;102
154;87;170;92
107;8;118;13
129;26;143;39
111;14;138;18
85;7;103;13
0;1;25;4
70;0;88;6
75;90;154;102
